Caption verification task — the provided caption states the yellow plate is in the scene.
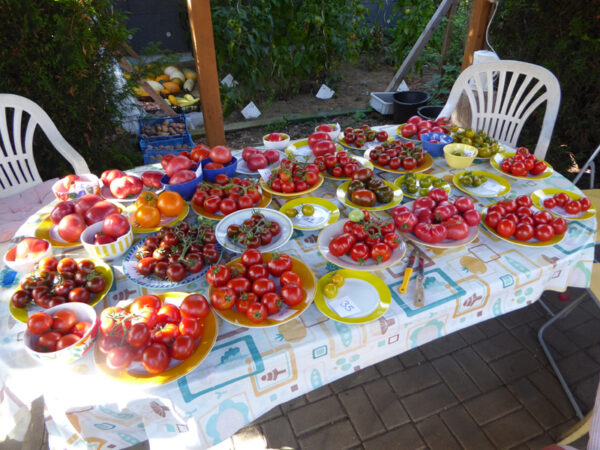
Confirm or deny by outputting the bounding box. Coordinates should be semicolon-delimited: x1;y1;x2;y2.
34;214;82;248
452;170;511;198
210;254;316;328
9;258;114;323
336;179;403;211
490;152;554;180
480;206;566;247
395;124;421;143
395;173;451;199
321;156;374;180
364;149;434;174
94;292;218;385
531;188;595;221
314;270;391;324
191;190;272;220
259;173;324;198
127;203;189;233
279;197;340;231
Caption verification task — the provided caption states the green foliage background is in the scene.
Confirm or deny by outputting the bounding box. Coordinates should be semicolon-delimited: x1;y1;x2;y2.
0;0;141;180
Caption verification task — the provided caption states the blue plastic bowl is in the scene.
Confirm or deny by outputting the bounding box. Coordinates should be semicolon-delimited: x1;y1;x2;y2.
201;157;238;182
160;171;203;201
421;132;453;157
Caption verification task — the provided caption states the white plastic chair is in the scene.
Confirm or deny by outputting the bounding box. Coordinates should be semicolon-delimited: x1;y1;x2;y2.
437;60;561;160
0;94;90;198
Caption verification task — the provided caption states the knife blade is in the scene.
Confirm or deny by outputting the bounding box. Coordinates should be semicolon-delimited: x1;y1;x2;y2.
414;254;425;308
398;248;418;294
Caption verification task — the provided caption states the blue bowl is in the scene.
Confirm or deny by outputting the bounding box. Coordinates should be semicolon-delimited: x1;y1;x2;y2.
160;171;203;201
421;132;453;157
201;157;238;182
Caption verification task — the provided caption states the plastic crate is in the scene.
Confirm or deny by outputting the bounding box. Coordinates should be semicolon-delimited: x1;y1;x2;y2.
370;92;395;115
140;133;196;165
138;114;189;141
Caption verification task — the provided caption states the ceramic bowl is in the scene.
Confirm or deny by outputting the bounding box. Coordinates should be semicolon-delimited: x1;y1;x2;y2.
421;132;453;157
200;157;238;183
52;174;100;201
314;124;341;141
3;239;52;273
263;133;290;151
80;221;134;260
160;172;203;200
444;143;479;169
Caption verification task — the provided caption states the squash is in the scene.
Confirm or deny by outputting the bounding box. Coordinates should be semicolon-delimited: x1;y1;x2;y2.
163;66;180;77
155;74;170;83
145;80;163;93
170;70;185;82
183;79;195;92
183;69;197;81
162;81;181;95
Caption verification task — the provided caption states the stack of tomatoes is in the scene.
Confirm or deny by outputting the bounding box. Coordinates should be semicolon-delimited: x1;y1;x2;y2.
192;175;263;215
343;125;388;148
392;189;481;244
226;211;282;249
313;150;364;179
207;249;306;324
101;170;144;198
399;116;451;140
368;141;426;171
484;195;568;242
27;309;94;353
133;190;186;229
135;222;219;282
264;159;320;194
308;131;337;157
241;146;280;171
328;210;401;264
543;192;592;215
499;147;547;177
11;257;106;309
98;294;210;373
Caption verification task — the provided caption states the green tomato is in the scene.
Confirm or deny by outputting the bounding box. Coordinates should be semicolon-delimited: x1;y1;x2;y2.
405;183;419;194
349;209;364;223
419;187;430;197
432;178;445;188
419;177;432;188
284;208;298;218
323;283;338;299
302;205;315;216
459;174;473;186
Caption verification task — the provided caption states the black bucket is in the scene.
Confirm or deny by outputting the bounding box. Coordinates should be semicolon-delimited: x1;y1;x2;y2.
393;90;430;124
417;105;444;121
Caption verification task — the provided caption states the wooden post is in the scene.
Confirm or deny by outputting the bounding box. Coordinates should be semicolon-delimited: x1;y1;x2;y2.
461;0;492;71
186;0;226;146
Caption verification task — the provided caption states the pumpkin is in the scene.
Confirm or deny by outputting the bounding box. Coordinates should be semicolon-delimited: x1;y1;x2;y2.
162;81;180;95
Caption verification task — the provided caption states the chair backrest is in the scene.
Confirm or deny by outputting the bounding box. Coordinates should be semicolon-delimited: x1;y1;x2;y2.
437;60;561;160
0;93;90;198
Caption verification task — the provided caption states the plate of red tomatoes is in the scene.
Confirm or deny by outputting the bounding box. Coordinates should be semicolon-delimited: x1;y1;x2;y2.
338;125;392;151
94;292;218;385
396;116;452;142
490;147;554;180
531;188;595;221
364;145;434;174
206;249;316;328
318;152;374;180
259;160;324;197
317;211;407;271
122;222;221;289
481;195;567;247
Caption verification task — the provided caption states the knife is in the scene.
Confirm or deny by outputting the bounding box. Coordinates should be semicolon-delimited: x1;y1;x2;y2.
398;248;418;294
414;254;425;308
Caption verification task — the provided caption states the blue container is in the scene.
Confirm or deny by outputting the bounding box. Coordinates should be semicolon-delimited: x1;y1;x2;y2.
160;171;203;201
421;132;453;157
140;134;196;165
201;157;238;182
138;114;189;142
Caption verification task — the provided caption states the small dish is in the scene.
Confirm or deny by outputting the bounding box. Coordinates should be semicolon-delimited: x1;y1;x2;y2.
279;197;340;231
314;123;341;141
263;133;290;151
52;174;100;201
490;152;554;180
3;238;52;273
443;144;479;169
452;170;511;198
336;179;403;211
80;221;134;260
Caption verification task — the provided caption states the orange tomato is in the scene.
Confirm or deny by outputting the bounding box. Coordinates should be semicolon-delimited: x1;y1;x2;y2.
136;191;159;208
135;205;161;228
157;191;184;217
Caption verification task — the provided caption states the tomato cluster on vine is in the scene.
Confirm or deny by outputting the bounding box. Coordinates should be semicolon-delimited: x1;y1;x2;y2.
98;294;210;374
265;159;320;193
193;174;263;215
369;141;426;171
135;221;219;282
500;147;547;177
207;249;306;324
226;211;282;249
313;151;363;178
12;257;106;310
343;125;388;148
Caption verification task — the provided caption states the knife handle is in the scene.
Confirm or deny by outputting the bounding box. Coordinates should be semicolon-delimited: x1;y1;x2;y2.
398;267;413;294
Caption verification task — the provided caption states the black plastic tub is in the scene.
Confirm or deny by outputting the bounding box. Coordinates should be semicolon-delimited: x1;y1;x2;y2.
417;105;444;121
393;91;430;123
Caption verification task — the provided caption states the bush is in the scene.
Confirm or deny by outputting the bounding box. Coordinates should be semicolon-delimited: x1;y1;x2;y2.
0;0;141;180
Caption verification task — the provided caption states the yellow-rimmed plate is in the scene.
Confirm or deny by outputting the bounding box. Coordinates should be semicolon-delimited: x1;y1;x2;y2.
285;139;344;162
395;173;451;199
336;179;403;211
259;173;324;198
94;292;218;386
127;203;189;233
314;270;391;324
321;156;374;180
9;258;114;323
34;214;83;248
337;136;391;153
210;254;316;328
364;149;434;174
490;152;554;180
480;205;566;247
280;197;340;231
452;170;511;198
395;124;421;143
317;219;407;271
531;188;595;221
191;189;272;220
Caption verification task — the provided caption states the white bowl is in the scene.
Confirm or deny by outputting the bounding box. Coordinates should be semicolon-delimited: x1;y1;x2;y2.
314;123;341;141
52;173;100;201
80;220;134;260
25;303;99;364
3;239;52;273
263;133;290;151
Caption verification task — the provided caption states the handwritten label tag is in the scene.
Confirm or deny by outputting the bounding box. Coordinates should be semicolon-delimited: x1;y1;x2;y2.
328;296;360;318
299;215;321;225
195;164;203;178
258;168;272;183
269;308;297;322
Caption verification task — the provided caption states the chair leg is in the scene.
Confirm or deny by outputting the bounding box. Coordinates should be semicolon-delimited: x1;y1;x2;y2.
537;298;556;316
538;293;587;420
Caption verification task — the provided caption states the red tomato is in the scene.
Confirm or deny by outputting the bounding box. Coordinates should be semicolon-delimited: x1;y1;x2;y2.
280;271;302;287
565;199;582;215
74;194;103;216
179;317;203;339
454;197;474;213
209;146;233;164
55;333;80;351
516;206;533;216
261;292;283;315
169;170;196;185
267;254;293;277
246;302;268;323
68;287;90;303
152;322;180;346
27;312;53;335
510;162;527;177
211;287;237;310
349;242;370;263
551;217;568;235
100;306;129;337
496;219;516;237
241;249;263;267
252;277;277;297
57;213;86;242
141;171;164;188
535;223;555;241
463;209;481;226
414;223;448;244
530;160;547;175
308;131;331;149
70;321;92;338
515;195;533;208
142;343;171;374
131;295;162;314
180;294;210;319
165;155;195;178
157;303;181;324
247;264;269;281
428;188;448;203
191;144;211;162
401;123;417;138
102;213;130;238
514;222;535;241
106;346;134;370
170;335;198;360
543;197;557;210
371;242;392;262
579;197;592;211
166;262;187;282
443;217;470;240
328;233;356;257
127;322;151;348
36;331;62;352
280;284;305;306
533;210;553;225
206;264;232;287
52;309;78;334
227;277;252;295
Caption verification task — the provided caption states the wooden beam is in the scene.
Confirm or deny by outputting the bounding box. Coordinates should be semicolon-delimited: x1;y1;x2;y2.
461;0;493;70
186;0;226;146
386;0;456;92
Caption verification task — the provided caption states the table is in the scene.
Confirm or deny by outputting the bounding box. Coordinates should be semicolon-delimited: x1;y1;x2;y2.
0;134;595;448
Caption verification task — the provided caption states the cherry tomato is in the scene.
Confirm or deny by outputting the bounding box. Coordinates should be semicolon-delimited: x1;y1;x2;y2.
261;292;283;315
247;264;269;281
166;262;187;282
68;287;90;303
27;312;53;335
180;294;210;319
106;346;134;370
126;322;151;348
280;284;305;306
328;233;356;257
11;290;31;308
252;277;277;297
280;271;302;287
57;257;77;274
533;210;553;225
206;264;232;287
515;195;533;208
86;276;106;294
349;242;370;263
152;322;180;346
579;197;592;211
100;306;130;337
170;335;198;360
37;331;62;352
179;318;203;339
227;277;252;295
142;343;171;374
157;303;181;325
211;287;237;310
371;243;392;263
535;223;555;241
70;321;92;338
52;309;77;334
267;254;293;277
565;199;582;215
543;197;557;209
514;223;534;241
496;219;516;237
553;193;569;207
551;217;568;235
246;302;268;323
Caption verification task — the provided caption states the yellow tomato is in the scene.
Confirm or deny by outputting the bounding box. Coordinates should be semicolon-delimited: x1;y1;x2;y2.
330;273;345;288
135;205;161;228
136;191;159;208
157;191;184;217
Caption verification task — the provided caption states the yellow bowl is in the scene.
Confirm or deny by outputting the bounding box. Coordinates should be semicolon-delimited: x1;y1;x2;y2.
443;143;479;169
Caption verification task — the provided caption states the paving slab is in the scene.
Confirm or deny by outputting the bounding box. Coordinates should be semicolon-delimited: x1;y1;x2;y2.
415;415;461;450
297;420;360;450
507;377;566;429
464;386;521;425
483;409;543;449
440;405;495;450
431;355;480;401
387;361;441;397
402;383;458;422
363;378;410;429
287;396;346;435
260;416;297;449
362;424;425;450
338;387;386;440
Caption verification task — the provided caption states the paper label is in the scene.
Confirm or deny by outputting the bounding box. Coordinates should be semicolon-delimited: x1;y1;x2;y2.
328;296;360;318
268;308;297;322
258;168;272;183
195;164;203;177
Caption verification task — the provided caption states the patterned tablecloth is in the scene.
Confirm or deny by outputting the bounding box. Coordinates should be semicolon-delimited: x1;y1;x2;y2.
0;142;595;448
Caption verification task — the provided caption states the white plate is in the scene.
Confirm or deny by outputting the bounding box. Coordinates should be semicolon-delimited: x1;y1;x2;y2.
231;149;285;176
215;208;294;253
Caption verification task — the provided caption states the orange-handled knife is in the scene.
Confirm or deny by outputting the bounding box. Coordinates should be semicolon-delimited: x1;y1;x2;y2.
398;249;418;294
